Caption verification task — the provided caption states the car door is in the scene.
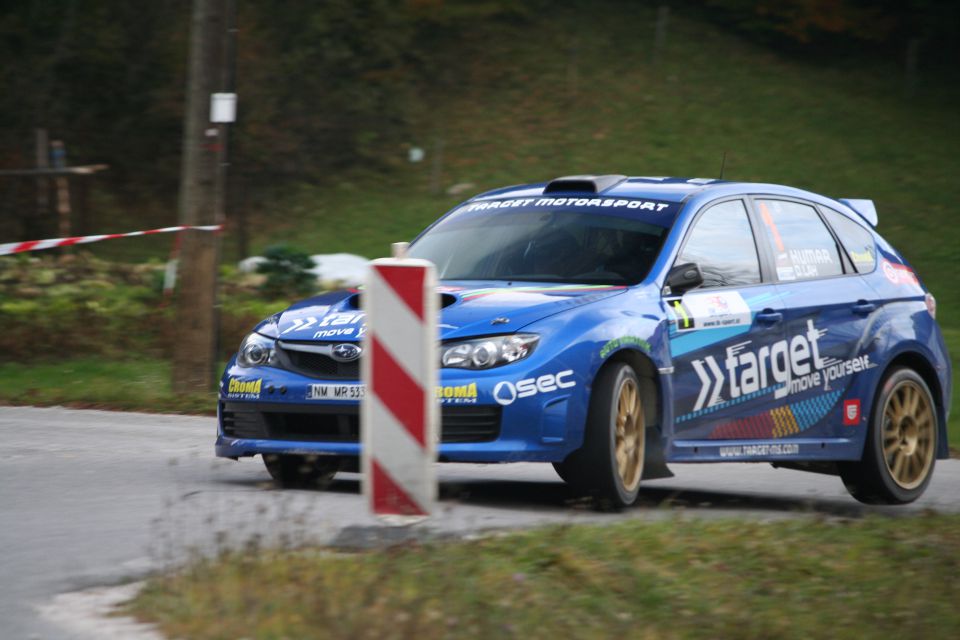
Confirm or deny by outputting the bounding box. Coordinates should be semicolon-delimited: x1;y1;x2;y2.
751;197;880;442
666;198;788;442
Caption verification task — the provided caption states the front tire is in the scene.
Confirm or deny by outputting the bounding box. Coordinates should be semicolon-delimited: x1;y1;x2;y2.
840;367;937;504
559;362;645;507
262;454;341;488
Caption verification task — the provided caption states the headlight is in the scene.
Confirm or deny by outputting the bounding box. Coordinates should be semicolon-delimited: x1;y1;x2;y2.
440;334;539;369
237;332;278;368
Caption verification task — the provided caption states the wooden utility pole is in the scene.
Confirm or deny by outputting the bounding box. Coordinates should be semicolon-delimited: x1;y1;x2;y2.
222;0;245;260
51;140;72;238
173;0;227;393
34;129;49;222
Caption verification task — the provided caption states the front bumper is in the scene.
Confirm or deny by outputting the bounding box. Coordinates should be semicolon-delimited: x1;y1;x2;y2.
215;360;588;463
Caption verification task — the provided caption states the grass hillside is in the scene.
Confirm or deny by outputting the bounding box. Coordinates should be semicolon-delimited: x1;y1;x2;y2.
252;5;957;313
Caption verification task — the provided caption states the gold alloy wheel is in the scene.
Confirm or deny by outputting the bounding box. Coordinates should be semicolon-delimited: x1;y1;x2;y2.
615;377;644;492
882;379;935;490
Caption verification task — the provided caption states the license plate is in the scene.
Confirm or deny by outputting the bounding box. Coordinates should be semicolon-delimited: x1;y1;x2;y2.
307;384;366;401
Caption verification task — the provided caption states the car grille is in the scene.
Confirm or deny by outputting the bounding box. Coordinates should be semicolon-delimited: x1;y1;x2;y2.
440;405;503;443
276;343;360;380
221;403;501;444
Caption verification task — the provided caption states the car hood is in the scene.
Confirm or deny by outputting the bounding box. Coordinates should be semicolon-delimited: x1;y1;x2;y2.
269;281;628;342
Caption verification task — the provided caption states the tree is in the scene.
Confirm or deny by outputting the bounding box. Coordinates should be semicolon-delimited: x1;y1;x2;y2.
172;0;227;393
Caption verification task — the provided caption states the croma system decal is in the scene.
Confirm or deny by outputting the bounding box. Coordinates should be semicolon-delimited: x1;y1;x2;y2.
226;378;262;399
436;382;479;404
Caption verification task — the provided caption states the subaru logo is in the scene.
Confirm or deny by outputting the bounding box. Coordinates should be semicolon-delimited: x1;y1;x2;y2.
331;343;362;362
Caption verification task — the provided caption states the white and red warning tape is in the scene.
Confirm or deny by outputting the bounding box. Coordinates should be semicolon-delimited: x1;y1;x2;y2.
0;224;222;256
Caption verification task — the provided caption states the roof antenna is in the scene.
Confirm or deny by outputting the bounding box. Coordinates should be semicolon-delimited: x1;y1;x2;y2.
719;151;728;180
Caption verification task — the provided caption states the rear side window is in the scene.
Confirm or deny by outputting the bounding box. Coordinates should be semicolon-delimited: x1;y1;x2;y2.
677;199;761;288
756;199;843;281
822;207;877;273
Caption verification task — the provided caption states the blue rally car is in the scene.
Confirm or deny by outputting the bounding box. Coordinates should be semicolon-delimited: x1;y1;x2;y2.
218;175;951;507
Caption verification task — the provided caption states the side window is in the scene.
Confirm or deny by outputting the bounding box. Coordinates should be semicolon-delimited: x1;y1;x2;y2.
756;199;843;281
822;207;877;273
677;200;761;288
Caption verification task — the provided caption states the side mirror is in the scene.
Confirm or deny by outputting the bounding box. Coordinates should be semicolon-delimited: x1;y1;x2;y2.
664;262;703;295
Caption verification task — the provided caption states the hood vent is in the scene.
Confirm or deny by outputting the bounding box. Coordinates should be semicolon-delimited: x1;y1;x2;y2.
543;174;627;194
345;293;362;310
348;292;458;310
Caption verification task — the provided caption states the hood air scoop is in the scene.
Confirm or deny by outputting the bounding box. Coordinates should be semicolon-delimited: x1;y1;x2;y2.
543;174;627;194
345;292;457;310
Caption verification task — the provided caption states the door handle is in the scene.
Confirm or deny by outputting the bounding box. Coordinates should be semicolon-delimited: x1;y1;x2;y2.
851;300;877;315
756;309;783;325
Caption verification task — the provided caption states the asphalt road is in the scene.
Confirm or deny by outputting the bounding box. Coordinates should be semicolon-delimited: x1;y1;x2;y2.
2;406;958;639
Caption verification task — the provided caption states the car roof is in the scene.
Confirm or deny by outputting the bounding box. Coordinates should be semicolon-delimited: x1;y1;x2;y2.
472;177;714;203
468;176;873;227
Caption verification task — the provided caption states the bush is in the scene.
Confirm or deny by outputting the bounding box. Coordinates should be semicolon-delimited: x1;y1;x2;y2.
256;245;318;298
0;252;294;362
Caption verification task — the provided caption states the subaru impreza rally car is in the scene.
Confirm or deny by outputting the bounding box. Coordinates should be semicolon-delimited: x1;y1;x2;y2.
218;175;951;507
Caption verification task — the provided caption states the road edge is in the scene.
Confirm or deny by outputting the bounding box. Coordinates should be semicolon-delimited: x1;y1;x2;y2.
36;582;165;640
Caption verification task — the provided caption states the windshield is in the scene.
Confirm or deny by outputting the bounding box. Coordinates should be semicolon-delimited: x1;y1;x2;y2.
408;208;668;285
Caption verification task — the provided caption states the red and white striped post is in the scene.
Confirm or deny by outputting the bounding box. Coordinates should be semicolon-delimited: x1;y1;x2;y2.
361;248;438;522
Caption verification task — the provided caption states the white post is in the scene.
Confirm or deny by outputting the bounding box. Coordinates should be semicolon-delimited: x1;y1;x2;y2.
361;256;438;523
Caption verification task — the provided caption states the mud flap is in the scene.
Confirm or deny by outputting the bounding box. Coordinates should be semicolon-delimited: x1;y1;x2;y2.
641;425;673;480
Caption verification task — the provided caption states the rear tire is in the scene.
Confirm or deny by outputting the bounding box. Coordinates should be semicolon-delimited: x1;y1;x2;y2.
839;367;937;504
262;454;341;488
562;362;645;507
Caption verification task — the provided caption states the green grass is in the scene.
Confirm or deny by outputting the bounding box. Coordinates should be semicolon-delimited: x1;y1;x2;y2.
945;329;959;448
0;359;215;414
128;514;960;639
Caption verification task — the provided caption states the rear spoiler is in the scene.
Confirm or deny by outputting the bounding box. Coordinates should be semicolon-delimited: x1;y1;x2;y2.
838;198;878;227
